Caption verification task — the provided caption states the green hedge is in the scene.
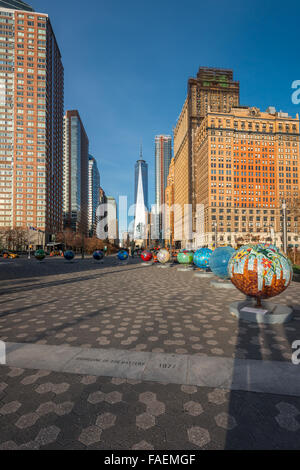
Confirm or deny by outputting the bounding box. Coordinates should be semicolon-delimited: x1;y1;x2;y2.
293;265;300;275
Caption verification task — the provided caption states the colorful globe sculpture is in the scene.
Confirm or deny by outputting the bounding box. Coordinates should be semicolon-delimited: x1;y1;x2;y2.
93;250;104;261
157;248;170;264
177;251;194;265
64;250;75;261
117;250;129;261
35;249;45;261
228;244;293;301
193;248;213;269
210;246;236;279
141;250;152;262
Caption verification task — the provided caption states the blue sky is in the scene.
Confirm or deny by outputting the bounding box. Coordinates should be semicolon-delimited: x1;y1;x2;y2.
30;0;300;231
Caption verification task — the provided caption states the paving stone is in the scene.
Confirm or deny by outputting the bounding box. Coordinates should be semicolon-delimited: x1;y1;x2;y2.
132;440;154;450
96;413;116;429
105;391;122;404
184;401;204;417
0;441;19;450
181;385;198;395
139;392;156;404
15;412;39;429
78;426;102;446
136;413;156;430
208;389;228;405
88;391;105;404
215;412;237;430
35;425;61;447
146;400;165;417
81;376;97;385
35;382;70;395
187;426;211;448
0;401;21;415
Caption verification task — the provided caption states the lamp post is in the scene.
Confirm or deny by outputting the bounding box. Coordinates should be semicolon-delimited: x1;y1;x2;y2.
27;226;31;259
213;221;218;249
282;199;288;255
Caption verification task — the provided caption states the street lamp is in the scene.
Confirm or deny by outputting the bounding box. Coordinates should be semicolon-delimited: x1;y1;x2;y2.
27;226;31;259
213;221;218;248
282;199;288;255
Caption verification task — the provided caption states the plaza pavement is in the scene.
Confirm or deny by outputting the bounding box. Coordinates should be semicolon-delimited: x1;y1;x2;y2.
0;256;300;450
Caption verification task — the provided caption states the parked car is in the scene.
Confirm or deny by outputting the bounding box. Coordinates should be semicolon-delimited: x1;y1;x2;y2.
2;251;19;259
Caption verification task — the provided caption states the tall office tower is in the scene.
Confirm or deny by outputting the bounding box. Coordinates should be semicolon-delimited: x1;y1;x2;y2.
95;186;107;239
134;147;148;210
106;195;118;244
193;106;300;249
0;1;34;12
173;67;239;247
88;154;100;235
155;135;172;240
134;153;148;241
164;157;175;246
0;1;64;245
155;135;172;208
63;110;89;235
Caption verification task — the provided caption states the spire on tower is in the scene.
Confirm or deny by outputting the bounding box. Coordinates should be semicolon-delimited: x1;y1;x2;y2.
139;141;143;160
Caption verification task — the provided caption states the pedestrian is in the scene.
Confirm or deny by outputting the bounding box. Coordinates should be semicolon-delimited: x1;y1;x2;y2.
130;241;135;258
104;245;108;256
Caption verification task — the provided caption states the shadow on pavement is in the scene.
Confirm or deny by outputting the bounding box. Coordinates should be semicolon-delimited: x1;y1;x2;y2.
224;290;300;449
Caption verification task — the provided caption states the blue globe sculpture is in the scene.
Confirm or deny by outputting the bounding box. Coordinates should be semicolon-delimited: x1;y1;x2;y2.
93;250;104;261
64;250;75;261
117;250;129;261
193;248;213;269
210;246;236;279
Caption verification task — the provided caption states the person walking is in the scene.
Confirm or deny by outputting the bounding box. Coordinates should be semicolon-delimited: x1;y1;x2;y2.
130;241;135;258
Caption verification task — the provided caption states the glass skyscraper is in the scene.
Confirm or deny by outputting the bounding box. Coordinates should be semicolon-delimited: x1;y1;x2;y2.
88;155;100;235
133;148;148;240
134;148;148;211
63;110;89;234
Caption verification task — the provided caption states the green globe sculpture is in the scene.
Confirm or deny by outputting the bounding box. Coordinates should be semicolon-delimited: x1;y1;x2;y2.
35;249;46;261
177;251;194;265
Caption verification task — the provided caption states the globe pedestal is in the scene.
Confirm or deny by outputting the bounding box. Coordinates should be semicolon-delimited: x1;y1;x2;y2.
229;299;293;324
210;279;235;289
177;265;193;272
117;260;129;266
139;262;153;267
158;263;172;269
194;270;214;278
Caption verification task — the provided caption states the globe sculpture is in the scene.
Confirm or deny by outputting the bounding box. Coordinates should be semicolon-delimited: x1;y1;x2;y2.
193;248;213;269
141;250;152;262
35;249;46;261
228;244;293;305
93;250;104;261
64;250;75;262
157;248;170;264
177;251;194;265
210;246;236;279
117;250;129;261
